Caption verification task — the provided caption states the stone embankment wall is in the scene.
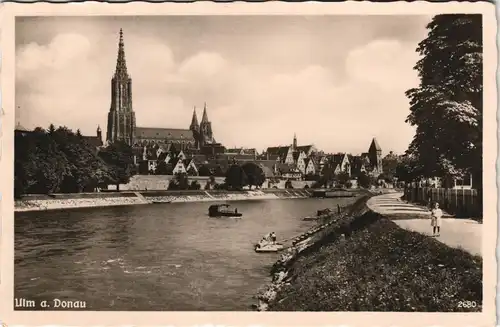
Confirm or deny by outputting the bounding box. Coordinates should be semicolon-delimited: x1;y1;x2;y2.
15;192;149;212
253;195;370;311
110;175;315;191
15;189;314;212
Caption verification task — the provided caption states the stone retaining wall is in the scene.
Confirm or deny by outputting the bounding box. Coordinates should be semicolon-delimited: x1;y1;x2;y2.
15;189;315;212
253;195;370;311
110;175;315;191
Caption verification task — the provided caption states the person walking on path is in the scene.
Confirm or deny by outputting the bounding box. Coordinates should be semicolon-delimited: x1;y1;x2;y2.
430;202;443;236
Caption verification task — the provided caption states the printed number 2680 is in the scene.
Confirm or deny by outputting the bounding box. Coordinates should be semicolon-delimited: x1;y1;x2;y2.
458;301;477;308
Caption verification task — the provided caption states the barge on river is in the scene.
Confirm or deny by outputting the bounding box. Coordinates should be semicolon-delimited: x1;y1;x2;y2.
311;188;355;198
208;204;243;218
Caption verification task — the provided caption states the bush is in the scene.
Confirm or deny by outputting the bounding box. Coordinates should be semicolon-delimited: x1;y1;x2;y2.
311;181;322;189
214;183;227;190
305;174;320;181
189;180;201;190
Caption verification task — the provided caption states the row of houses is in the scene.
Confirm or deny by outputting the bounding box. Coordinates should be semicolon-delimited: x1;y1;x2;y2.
135;135;384;181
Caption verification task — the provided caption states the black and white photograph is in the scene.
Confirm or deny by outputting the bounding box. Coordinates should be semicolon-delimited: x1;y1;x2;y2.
5;4;495;320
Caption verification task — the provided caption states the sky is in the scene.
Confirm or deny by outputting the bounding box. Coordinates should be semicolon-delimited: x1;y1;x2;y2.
15;15;431;155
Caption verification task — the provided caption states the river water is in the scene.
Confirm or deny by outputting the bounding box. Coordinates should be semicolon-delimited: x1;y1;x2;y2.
15;197;356;311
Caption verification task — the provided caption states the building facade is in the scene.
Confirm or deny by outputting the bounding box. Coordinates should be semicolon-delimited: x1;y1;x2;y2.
106;29;216;150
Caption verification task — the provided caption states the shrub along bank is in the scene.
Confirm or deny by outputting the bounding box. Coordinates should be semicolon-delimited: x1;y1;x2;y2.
267;210;482;312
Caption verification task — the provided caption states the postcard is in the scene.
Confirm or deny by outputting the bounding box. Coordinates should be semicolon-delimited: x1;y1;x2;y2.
0;2;496;326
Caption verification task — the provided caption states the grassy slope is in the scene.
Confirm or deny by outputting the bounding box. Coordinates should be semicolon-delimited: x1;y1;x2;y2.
269;211;482;312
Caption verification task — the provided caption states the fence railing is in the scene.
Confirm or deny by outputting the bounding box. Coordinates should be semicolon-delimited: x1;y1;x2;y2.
403;187;482;218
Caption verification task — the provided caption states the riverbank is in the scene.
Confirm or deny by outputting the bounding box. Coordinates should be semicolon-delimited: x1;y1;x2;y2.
368;192;482;257
14;189;336;212
256;195;482;312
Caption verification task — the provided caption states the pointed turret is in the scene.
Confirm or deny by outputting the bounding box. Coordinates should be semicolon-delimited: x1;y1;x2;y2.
114;28;128;80
198;102;214;147
293;133;297;150
190;106;200;132
96;125;103;144
368;137;383;174
369;137;382;153
201;102;209;124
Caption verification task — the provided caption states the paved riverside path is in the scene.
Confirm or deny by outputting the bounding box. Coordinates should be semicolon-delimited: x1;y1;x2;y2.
367;192;482;257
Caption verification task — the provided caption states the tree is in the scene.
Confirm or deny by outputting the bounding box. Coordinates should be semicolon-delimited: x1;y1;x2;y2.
168;173;190;190
98;141;135;191
189;180;201;190
224;164;248;190
305;173;320;181
321;162;336;188
357;172;374;189
186;165;198;176
405;14;482;193
377;173;394;184
51;126;109;193
334;172;350;187
14;125;112;196
382;151;400;181
203;175;216;190
15;128;69;195
155;161;171;175
213;165;225;177
175;173;190;190
241;162;266;189
198;165;211;177
48;124;56;134
395;155;421;183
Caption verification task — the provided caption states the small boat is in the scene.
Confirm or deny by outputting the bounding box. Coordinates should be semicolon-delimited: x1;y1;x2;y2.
255;241;284;253
208;204;243;218
302;208;332;221
152;201;172;204
317;208;333;216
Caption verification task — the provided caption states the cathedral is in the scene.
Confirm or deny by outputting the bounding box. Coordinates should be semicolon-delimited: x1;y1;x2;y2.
106;29;216;150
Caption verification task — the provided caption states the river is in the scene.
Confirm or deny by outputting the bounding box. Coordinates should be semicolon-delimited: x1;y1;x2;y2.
15;197;356;311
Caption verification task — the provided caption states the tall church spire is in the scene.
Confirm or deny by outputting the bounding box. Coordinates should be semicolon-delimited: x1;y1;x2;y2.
293;133;297;150
190;106;199;131
115;28;128;79
106;28;136;146
201;102;209;123
199;102;214;147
